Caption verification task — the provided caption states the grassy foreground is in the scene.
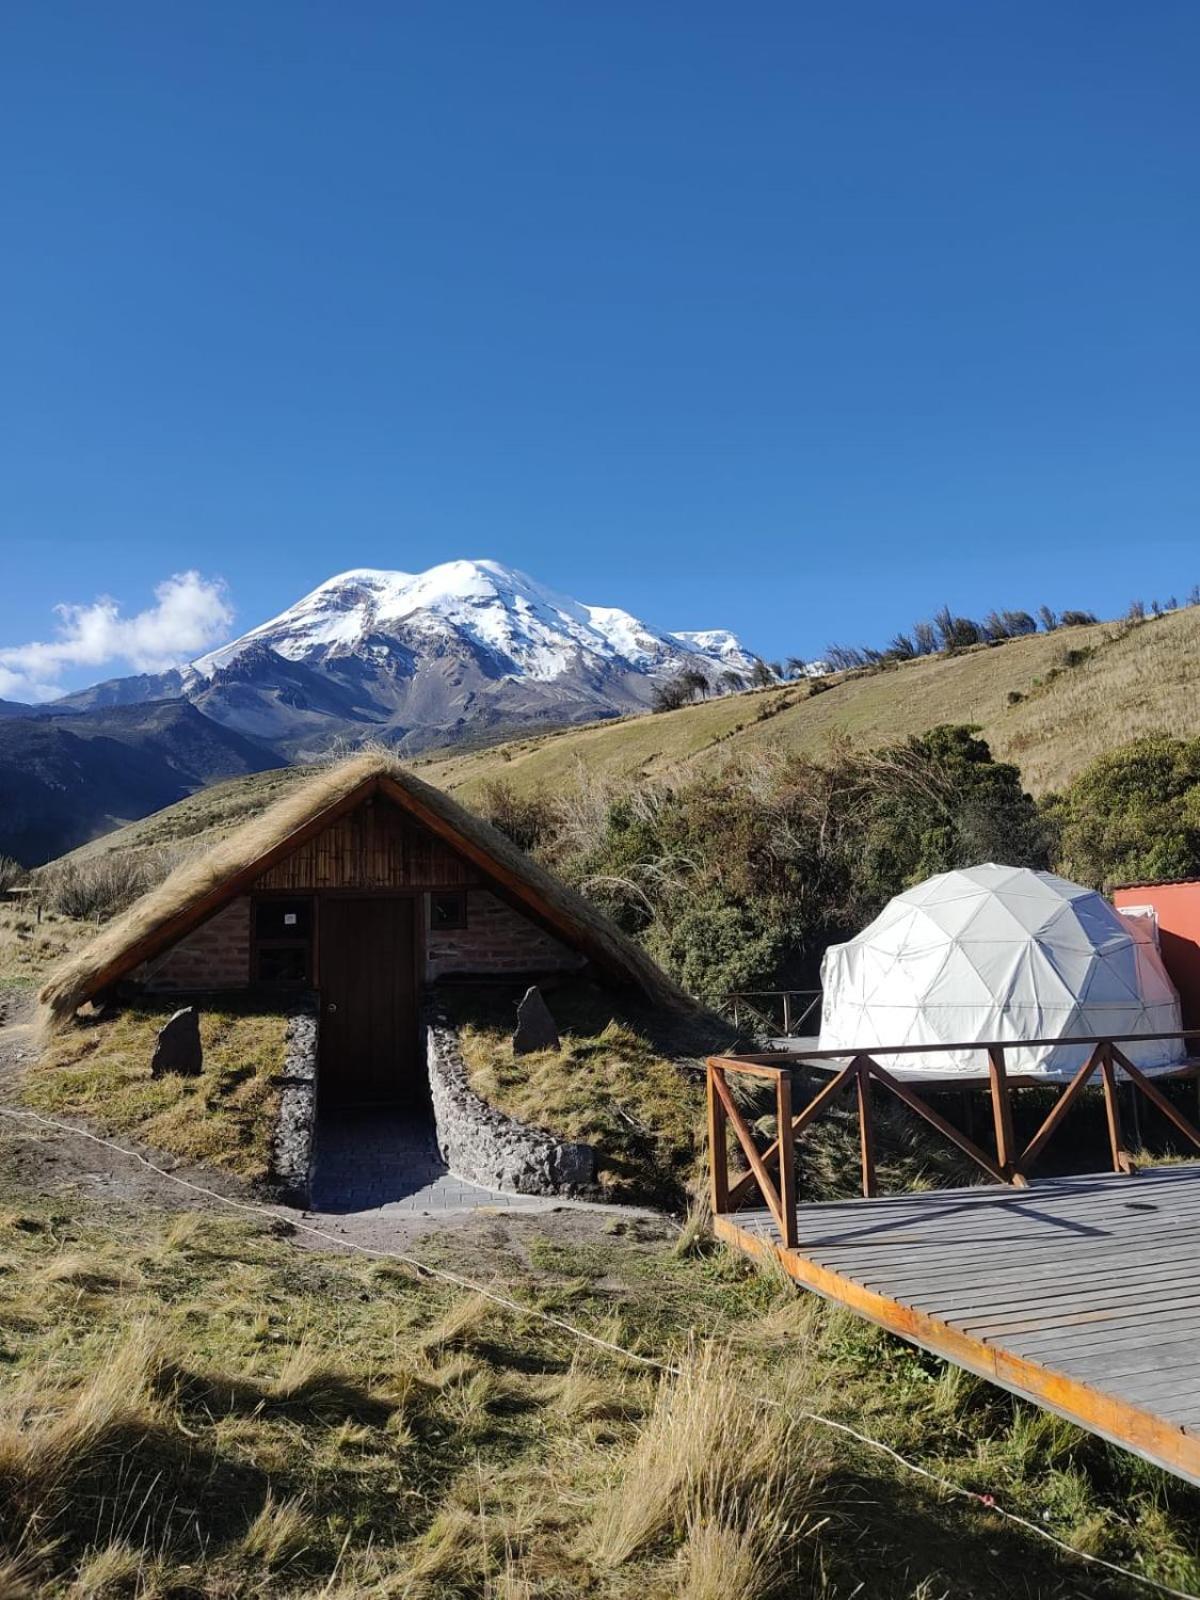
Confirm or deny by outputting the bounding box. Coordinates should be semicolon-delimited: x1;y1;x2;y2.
0;1165;1198;1599
25;1001;291;1185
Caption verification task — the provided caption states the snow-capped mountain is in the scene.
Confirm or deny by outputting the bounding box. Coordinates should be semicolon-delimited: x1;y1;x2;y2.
57;561;764;759
192;562;757;684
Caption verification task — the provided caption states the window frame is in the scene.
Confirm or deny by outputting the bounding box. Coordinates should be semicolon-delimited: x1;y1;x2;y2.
251;894;315;987
429;889;468;933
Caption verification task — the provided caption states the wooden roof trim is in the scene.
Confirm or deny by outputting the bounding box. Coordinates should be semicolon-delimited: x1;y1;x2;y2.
85;774;385;999
374;774;627;983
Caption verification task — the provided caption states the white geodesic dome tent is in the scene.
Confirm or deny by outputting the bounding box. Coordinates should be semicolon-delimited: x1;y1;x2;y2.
818;865;1184;1080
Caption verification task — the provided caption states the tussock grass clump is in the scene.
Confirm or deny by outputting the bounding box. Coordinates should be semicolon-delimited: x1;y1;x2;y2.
35;845;189;923
24;997;290;1183
587;1344;824;1572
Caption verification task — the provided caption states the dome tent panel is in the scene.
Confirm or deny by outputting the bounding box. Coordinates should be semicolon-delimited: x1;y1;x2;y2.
818;865;1185;1082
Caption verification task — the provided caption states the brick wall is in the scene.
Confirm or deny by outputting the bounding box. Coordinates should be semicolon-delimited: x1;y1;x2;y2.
426;890;585;980
140;897;252;991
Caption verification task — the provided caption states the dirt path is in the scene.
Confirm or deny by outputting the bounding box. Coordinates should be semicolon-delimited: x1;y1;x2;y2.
0;997;675;1259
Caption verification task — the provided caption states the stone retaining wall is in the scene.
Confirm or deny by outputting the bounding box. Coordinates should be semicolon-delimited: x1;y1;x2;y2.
426;1005;597;1197
270;993;319;1205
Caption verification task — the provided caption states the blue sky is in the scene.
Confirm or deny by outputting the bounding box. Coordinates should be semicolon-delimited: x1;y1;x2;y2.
1;2;1197;697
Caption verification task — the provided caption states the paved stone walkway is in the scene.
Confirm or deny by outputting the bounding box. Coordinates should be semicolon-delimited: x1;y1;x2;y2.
308;1110;558;1215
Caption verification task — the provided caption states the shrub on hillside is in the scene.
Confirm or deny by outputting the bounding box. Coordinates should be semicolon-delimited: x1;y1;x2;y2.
475;779;557;854
1044;734;1200;889
540;725;1049;1005
36;846;185;922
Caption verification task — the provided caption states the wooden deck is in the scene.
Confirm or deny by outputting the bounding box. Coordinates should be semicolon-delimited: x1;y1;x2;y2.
716;1162;1200;1484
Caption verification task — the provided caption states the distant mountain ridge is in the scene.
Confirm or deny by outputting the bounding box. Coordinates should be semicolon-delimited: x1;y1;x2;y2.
0;700;277;864
53;559;762;759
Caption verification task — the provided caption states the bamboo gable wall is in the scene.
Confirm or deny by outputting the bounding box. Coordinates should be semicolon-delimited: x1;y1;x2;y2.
254;797;483;892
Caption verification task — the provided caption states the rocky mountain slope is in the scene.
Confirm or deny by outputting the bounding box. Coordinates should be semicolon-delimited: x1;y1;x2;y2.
0;701;277;864
54;561;761;759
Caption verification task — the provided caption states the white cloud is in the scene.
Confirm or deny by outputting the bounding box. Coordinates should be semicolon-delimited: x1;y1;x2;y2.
0;571;234;702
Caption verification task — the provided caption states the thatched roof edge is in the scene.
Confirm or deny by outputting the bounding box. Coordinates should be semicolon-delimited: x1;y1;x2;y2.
38;753;692;1025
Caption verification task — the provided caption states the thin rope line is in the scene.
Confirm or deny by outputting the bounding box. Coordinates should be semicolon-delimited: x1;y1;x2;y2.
0;1102;1195;1600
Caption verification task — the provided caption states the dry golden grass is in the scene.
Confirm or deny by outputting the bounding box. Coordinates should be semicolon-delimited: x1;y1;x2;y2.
586;1343;823;1571
423;610;1200;802
0;905;91;990
0;1182;1195;1597
24;999;290;1183
991;609;1200;792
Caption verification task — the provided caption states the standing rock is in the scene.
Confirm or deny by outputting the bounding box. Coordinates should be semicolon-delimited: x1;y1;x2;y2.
512;986;560;1055
151;1007;203;1077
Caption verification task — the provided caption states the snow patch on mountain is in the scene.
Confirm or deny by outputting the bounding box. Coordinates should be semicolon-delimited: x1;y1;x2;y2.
193;560;759;686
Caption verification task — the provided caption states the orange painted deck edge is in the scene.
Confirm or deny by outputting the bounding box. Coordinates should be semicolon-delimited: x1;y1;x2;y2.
714;1213;1200;1486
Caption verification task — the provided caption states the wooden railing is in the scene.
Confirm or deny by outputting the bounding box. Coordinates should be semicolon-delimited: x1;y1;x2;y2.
723;989;821;1038
707;1033;1200;1239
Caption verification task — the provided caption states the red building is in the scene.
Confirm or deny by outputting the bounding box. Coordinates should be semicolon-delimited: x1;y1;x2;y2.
1113;879;1200;1029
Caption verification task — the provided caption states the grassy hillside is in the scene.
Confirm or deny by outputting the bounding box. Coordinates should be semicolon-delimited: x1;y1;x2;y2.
45;606;1200;872
418;606;1200;804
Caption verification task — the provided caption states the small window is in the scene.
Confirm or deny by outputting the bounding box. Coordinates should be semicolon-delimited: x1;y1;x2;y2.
257;945;309;985
254;896;312;987
430;890;467;931
255;899;312;940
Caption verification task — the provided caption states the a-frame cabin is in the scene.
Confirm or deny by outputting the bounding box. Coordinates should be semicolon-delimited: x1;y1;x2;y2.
40;755;687;1109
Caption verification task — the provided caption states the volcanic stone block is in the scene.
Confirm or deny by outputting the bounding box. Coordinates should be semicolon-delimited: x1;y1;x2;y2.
151;1007;203;1077
512;986;560;1055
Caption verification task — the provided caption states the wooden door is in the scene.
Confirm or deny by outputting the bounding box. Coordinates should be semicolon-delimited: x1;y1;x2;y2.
318;897;420;1108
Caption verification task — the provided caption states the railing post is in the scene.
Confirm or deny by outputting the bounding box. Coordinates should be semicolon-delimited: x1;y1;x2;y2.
987;1045;1023;1186
1100;1042;1136;1174
857;1059;878;1198
782;991;793;1037
775;1068;799;1247
707;1062;730;1216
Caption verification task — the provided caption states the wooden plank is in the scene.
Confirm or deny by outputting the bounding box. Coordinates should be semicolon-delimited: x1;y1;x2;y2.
726;1055;861;1208
711;1068;785;1233
707;1067;730;1216
916;1268;1200;1324
714;1214;1200;1485
857;1061;878;1199
1010;1306;1200;1358
809;1211;1200;1264
1044;1339;1200;1381
952;1286;1200;1340
848;1239;1200;1297
796;1182;1200;1247
810;1233;1200;1286
953;1282;1200;1333
1017;1046;1104;1174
